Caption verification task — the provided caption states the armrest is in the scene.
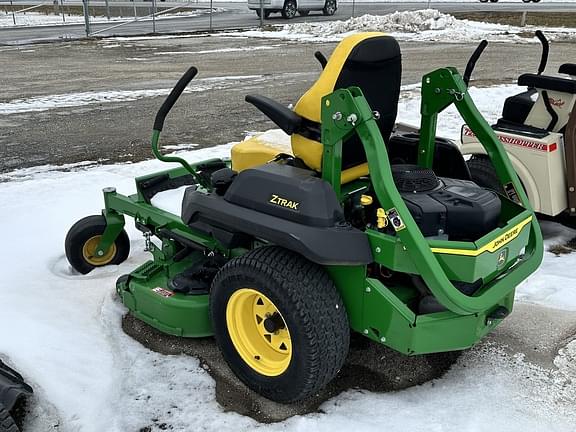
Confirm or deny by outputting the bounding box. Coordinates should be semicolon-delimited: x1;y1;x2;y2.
559;63;576;76
245;94;302;135
518;73;576;94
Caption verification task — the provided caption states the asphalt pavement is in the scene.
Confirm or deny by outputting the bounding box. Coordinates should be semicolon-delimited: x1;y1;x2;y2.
1;1;575;44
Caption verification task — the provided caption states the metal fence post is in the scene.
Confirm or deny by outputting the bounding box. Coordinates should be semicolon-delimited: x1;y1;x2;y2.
210;0;213;31
352;0;355;18
82;0;91;36
10;0;16;25
520;11;527;27
152;0;157;33
104;0;110;20
60;0;66;23
259;0;263;28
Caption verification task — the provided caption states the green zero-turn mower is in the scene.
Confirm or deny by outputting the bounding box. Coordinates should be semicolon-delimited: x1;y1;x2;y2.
65;33;543;403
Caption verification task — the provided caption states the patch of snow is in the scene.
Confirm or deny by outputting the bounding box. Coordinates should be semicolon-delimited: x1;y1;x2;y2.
150;185;190;216
516;221;576;312
397;83;521;141
154;45;280;55
0;75;264;115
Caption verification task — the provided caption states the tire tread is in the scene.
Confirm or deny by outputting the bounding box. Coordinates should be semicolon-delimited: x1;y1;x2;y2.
211;246;349;402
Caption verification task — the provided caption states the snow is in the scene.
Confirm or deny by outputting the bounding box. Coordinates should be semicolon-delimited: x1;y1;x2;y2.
232;9;576;43
1;83;576;431
398;83;522;140
150;185;190;216
154;45;281;55
0;75;264;115
516;221;576;311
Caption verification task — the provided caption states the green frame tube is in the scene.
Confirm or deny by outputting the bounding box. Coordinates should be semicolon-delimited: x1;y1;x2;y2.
320;68;543;315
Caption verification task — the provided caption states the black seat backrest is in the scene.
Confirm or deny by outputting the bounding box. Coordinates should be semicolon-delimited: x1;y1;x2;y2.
334;36;402;168
292;33;402;171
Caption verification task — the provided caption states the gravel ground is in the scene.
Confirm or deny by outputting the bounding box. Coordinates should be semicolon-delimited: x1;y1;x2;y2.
2;35;576;173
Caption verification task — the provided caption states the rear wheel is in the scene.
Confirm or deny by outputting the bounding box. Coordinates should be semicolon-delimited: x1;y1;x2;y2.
65;215;130;274
479;0;489;2
522;0;531;2
281;0;297;19
210;246;349;403
323;0;337;16
467;155;504;193
489;0;499;3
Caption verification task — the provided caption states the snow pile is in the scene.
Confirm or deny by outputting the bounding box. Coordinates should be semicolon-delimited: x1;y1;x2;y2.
236;9;576;43
287;9;456;36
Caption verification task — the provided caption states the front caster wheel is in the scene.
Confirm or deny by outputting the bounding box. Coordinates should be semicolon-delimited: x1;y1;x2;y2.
65;215;130;274
210;246;349;403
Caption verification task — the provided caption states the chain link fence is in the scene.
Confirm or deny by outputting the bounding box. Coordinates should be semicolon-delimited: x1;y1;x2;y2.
0;0;222;36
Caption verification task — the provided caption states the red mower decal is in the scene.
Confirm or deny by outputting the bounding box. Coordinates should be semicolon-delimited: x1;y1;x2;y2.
548;97;565;108
463;126;557;152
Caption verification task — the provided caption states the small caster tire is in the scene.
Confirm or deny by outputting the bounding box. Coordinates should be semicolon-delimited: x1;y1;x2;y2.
65;215;130;274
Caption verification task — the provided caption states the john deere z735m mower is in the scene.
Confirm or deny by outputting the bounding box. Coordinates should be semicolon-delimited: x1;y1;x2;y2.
65;33;543;403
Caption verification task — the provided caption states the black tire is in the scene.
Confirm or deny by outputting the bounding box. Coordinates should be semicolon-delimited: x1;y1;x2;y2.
65;215;130;275
298;10;309;16
323;0;337;16
467;155;504;193
0;406;18;432
489;0;499;2
479;0;489;3
281;0;297;19
532;0;541;2
255;9;270;18
522;0;531;2
210;246;349;403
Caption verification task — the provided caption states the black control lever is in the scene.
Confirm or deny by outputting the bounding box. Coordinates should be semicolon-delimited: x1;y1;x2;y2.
314;51;328;70
154;66;198;132
535;30;549;75
463;40;488;87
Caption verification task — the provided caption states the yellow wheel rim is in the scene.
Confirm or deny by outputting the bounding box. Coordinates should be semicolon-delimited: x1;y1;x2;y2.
226;288;292;376
82;235;117;266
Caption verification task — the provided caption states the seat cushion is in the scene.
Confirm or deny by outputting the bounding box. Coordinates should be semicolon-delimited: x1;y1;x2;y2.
559;63;576;76
501;89;537;125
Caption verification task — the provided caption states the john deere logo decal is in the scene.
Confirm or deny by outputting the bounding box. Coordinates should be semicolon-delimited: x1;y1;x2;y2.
497;249;508;268
269;194;300;210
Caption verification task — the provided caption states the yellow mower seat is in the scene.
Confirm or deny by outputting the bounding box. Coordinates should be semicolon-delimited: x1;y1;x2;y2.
233;32;402;184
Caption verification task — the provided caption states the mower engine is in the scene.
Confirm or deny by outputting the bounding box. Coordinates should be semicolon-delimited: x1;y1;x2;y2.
391;165;501;240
